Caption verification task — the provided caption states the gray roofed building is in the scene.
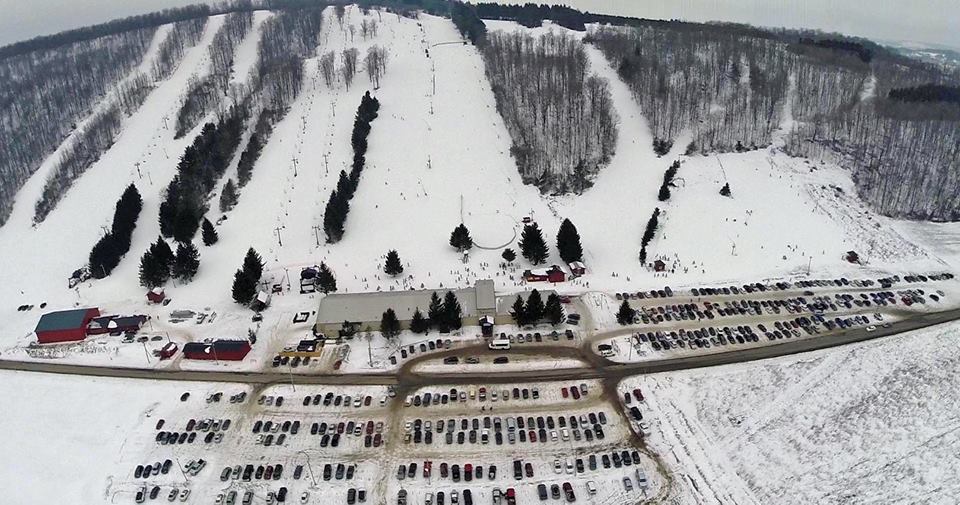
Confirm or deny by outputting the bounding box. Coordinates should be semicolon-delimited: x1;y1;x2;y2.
315;280;497;335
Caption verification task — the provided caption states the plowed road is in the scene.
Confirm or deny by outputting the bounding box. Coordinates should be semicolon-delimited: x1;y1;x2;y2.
1;308;957;386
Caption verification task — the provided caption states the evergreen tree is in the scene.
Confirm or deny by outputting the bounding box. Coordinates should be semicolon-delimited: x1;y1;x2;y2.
139;249;169;288
545;293;564;325
427;292;443;329
219;179;239;212
384;249;403;276
201;218;219;246
410;308;428;334
158;199;176;238
172;200;201;242
317;262;337;294
556;218;583;263
720;182;731;197
658;184;671;201
525;289;545;322
323;189;348;243
150;236;175;268
501;248;516;263
443;291;463;330
639;246;647;264
232;268;256;305
172;241;200;281
519;223;548;265
111;183;142;245
380;308;401;339
510;295;526;326
641;208;660;248
616;299;636;325
89;234;120;279
243;247;264;281
449;223;473;252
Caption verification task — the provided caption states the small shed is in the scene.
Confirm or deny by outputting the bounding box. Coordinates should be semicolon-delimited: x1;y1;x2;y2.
250;291;272;311
146;288;166;304
35;307;100;344
157;341;178;360
568;261;586;277
653;260;666;272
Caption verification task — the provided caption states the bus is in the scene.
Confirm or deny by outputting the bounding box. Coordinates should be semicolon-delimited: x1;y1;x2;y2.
488;339;511;350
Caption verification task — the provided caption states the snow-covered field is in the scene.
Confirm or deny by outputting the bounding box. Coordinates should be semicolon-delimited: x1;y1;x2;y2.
624;320;960;504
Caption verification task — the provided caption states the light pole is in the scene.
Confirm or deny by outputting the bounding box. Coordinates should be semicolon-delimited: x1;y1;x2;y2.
297;450;318;487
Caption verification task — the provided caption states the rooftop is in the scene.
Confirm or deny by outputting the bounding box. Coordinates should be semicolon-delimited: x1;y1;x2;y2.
317;280;496;325
35;308;97;333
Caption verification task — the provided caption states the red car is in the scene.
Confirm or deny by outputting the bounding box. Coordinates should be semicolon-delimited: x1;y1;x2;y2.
561;387;569;398
333;359;343;370
632;388;644;402
529;431;537;442
423;461;432;478
366;421;374;434
505;488;516;505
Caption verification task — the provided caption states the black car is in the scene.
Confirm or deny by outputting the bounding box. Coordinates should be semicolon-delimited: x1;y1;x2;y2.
134;465;144;478
149;486;160;500
538;484;548;501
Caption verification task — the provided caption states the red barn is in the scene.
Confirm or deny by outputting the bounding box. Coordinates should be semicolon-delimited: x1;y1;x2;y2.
35;307;100;344
525;265;566;283
183;340;251;361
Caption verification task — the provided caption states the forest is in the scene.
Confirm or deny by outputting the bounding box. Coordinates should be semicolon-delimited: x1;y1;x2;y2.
482;31;617;194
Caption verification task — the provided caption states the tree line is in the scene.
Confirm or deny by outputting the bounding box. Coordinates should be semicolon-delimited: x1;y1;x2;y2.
482;31;617;194
159;105;247;243
323;91;380;242
0;27;155;226
382;290;465;338
174;12;254;138
510;289;564;326
88;184;143;279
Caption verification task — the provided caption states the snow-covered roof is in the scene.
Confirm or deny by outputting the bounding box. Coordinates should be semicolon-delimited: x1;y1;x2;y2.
316;280;496;325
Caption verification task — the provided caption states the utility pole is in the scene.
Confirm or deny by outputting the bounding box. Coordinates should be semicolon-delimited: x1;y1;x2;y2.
311;225;322;246
134;161;142;179
274;227;283;247
322;152;329;174
292;157;298;177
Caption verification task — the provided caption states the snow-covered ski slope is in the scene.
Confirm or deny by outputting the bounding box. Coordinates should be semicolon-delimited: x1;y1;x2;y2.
0;10;955;344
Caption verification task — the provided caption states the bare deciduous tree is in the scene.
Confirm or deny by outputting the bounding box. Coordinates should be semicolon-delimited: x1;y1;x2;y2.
365;46;388;88
342;48;359;89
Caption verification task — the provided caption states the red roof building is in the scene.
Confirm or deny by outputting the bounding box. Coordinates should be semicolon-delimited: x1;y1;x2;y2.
86;314;148;335
183;340;251;361
157;342;178;360
35;307;100;344
146;288;165;304
524;265;566;283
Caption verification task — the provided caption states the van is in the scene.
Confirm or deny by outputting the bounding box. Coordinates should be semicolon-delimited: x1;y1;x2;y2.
597;344;614;357
586;481;597;495
488;339;511;350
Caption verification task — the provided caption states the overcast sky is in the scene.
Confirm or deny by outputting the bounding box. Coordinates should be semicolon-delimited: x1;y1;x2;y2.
1;0;958;50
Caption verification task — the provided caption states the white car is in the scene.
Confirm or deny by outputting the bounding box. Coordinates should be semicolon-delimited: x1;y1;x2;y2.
554;460;562;474
638;421;652;436
866;325;877;332
300;491;310;503
179;489;191;502
565;460;574;474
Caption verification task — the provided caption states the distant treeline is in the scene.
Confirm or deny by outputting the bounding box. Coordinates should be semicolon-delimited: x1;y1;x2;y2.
799;37;872;63
888;84;960;104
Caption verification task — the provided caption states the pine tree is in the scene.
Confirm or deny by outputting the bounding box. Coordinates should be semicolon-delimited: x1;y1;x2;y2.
545;293;564;325
150;236;175;268
232;268;256;305
639;246;647;264
380;308;401;339
172;200;201;243
556;218;583;263
616;299;636;325
111;183;142;245
519;223;548;265
501;248;516;263
510;295;526;326
427;292;443;329
658;184;671;201
139;249;169;288
201;218;219;246
317;262;337;293
720;182;731;197
89;234;121;279
384;249;403;276
219;179;239;212
243;247;264;281
642;208;660;248
410;308;428;334
525;289;545;322
443;291;463;330
172;241;200;281
449;223;473;252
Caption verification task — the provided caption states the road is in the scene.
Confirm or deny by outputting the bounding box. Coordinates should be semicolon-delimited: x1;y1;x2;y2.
1;307;957;387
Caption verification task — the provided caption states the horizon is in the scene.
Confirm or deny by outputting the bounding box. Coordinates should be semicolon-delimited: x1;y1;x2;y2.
0;0;958;52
